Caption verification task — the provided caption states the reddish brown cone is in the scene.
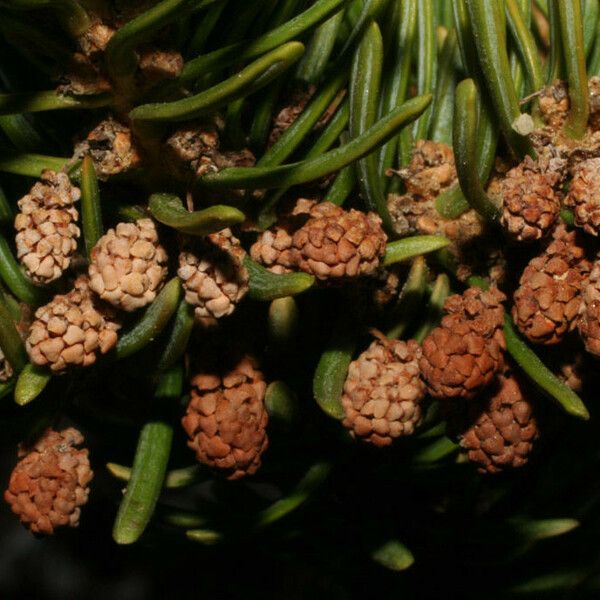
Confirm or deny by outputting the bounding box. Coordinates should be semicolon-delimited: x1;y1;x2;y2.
453;371;539;474
291;202;387;280
420;287;506;400
579;258;600;356
4;428;93;534
182;355;268;480
512;225;591;345
565;157;600;236
499;155;561;241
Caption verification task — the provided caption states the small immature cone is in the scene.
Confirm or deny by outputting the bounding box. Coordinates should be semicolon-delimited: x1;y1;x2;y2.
89;219;168;312
588;76;600;131
499;155;561;241
250;227;297;274
538;80;569;129
78;21;115;59
26;277;120;372
455;371;538;474
182;355;268;480
268;82;316;147
137;48;183;87
342;335;425;447
4;428;93;534
178;229;249;326
250;198;316;274
291;202;387;280
73;118;141;179
512;225;591;345
14;170;80;285
579;259;600;356
549;344;586;392
165;121;255;181
165;122;220;179
0;348;13;382
60;59;111;96
389;140;457;201
420;286;506;400
565;158;600;236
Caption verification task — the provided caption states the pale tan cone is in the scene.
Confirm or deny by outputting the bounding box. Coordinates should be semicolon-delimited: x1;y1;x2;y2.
26;277;120;372
89;219;168;312
14;170;81;285
178;228;249;326
342;335;425;447
4;428;93;534
182;355;268;480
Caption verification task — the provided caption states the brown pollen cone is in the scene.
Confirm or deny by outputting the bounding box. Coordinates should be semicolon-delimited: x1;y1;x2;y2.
420;286;506;400
453;371;538;474
565;157;600;236
178;228;249;326
14;170;81;285
182;355;268;480
291;202;387;280
499;155;561;241
512;225;591;345
579;259;600;356
74;118;141;179
26;277;120;372
89;219;168;312
4;428;93;534
342;334;425;447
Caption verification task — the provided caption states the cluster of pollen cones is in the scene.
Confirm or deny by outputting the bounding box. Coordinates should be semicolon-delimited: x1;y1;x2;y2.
6;8;600;538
